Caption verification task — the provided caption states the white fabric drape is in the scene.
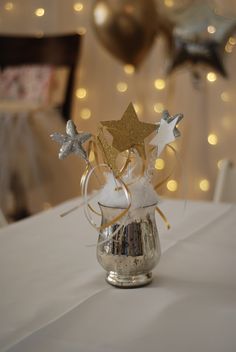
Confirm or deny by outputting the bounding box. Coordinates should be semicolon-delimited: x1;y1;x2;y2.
0;198;235;351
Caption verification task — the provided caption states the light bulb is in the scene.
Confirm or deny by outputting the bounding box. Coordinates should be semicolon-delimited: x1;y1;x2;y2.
199;179;210;192
155;158;165;170
154;79;166;90
208;133;218;145
80;108;91;120
207;72;217;82
4;2;14;11
124;64;135;75
35;8;45;17
73;2;83;12
76;88;87;99
154;103;164;113
207;25;216;34
167;180;178;192
116;82;128;93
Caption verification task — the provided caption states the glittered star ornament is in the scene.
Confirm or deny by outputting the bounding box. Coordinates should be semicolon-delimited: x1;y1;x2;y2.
97;129;120;176
150;111;183;156
101;103;156;157
50;120;92;161
167;1;236;78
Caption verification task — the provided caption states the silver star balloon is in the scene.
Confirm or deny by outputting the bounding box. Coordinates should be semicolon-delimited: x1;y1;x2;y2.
50;120;92;161
166;1;236;78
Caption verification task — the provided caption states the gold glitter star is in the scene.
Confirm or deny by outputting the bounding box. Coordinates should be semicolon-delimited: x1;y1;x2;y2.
97;129;120;176
101;103;156;157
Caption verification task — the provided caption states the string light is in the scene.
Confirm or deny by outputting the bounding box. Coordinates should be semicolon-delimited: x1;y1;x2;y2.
80;108;91;120
94;2;109;25
77;27;87;35
154;103;164;113
164;0;174;8
208;133;218;145
225;43;233;53
35;8;45;17
199;179;210;192
154;79;166;90
123;64;135;75
207;25;216;34
155;158;165;170
221;91;230;102
76;88;87;99
4;2;14;11
167;180;178;192
206;72;217;82
73;2;83;12
116;82;128;93
225;36;236;53
229;36;236;45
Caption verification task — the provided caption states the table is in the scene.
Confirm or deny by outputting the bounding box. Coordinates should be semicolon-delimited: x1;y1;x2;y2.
0;198;236;352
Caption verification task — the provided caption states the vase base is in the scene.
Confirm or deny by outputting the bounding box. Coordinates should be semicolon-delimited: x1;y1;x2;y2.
106;271;152;288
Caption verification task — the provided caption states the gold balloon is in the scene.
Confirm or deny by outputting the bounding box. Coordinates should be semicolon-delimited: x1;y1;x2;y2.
91;0;159;67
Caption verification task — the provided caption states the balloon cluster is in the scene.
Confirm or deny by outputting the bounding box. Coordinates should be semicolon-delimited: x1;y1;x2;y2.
91;0;236;78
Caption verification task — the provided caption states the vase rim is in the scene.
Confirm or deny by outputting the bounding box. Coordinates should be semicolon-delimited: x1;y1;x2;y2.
98;202;157;210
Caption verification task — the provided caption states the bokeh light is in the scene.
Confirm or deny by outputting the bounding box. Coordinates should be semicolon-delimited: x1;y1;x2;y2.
199;179;210;192
155;158;165;170
167;180;178;192
208;133;218;145
80;108;91;120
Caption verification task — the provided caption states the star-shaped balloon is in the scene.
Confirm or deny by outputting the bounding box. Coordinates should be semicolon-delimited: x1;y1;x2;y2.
166;1;236;78
150;110;183;156
101;103;156;158
51;120;92;161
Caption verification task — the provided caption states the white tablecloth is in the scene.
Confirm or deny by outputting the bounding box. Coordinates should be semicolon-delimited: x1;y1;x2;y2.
0;198;236;352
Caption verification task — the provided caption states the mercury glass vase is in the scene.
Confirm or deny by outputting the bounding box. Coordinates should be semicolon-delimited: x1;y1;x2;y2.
97;203;161;288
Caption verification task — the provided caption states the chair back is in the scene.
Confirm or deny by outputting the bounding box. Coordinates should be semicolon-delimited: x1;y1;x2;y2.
0;33;81;120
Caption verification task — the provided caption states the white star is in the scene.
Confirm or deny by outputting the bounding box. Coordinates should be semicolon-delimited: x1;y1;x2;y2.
150;117;178;156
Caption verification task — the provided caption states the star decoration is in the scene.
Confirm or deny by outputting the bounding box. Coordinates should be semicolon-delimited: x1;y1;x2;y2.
101;103;156;158
150;110;183;156
162;110;183;138
167;1;236;78
50;120;92;161
97;129;120;176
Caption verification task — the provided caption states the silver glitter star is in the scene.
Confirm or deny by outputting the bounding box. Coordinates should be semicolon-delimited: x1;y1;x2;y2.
50;120;92;161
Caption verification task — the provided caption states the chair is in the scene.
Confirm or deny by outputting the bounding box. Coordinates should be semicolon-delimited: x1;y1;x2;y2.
0;34;81;222
213;159;236;202
0;33;81;120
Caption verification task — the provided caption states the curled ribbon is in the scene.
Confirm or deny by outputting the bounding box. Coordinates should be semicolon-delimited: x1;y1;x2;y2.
81;163;131;245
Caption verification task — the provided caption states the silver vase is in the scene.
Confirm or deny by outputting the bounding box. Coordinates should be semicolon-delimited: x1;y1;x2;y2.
97;203;161;288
